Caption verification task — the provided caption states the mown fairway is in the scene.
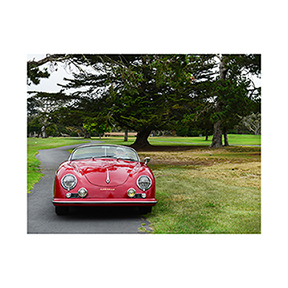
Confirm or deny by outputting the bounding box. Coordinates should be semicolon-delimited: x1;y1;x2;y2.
148;134;261;146
27;135;261;233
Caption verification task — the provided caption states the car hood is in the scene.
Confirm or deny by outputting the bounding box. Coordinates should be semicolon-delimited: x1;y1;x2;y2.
70;159;141;187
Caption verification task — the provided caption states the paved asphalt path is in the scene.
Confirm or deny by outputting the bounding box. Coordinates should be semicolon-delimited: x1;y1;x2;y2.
27;141;152;234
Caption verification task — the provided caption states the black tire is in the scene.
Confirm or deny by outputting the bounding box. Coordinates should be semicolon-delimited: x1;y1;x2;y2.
55;206;69;215
138;206;152;214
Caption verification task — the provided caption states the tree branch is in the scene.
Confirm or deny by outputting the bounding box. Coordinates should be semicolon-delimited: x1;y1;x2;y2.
28;54;67;68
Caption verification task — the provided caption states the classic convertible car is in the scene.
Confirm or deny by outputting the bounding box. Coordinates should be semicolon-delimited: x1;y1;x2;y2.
52;144;157;215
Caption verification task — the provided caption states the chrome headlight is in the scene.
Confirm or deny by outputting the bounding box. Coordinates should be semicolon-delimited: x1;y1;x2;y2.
61;174;77;191
137;176;152;191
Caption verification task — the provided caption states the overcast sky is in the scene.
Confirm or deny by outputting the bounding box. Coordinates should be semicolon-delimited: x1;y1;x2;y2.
27;54;76;93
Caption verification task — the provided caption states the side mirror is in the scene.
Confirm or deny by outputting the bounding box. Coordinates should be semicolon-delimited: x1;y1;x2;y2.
144;157;150;165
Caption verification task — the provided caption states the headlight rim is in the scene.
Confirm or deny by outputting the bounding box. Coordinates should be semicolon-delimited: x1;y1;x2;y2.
137;175;152;191
61;174;77;191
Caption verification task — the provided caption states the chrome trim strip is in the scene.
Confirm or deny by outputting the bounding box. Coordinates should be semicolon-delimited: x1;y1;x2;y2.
106;168;110;184
52;200;157;204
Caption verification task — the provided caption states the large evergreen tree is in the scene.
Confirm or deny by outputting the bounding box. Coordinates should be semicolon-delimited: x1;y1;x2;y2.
58;54;215;147
209;54;261;147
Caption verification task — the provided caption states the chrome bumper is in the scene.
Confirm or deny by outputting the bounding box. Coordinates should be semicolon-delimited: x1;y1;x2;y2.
53;199;157;205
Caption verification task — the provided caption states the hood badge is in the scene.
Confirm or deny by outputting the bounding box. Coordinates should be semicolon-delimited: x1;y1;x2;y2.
106;168;110;184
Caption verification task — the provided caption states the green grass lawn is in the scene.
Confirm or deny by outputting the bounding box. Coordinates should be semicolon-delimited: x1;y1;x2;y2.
27;135;261;234
148;134;261;146
27;137;90;192
96;134;261;146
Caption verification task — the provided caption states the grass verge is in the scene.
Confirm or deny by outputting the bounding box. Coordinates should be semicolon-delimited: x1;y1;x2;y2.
27;137;90;193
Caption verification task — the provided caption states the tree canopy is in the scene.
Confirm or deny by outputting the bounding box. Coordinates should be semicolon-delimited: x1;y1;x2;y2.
209;54;261;147
27;54;261;147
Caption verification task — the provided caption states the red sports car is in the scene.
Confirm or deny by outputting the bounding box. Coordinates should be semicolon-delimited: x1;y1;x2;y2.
52;144;157;215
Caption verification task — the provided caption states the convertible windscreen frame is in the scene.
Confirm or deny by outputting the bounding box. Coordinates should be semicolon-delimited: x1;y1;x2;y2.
68;145;140;162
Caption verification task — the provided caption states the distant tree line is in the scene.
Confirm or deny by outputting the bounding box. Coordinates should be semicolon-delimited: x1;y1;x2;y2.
27;54;261;147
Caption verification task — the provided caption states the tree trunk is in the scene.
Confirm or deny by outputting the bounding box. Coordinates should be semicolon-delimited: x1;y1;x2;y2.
124;128;128;142
210;55;227;148
41;125;47;138
81;127;91;138
205;130;209;141
223;129;229;146
131;128;151;148
210;121;222;148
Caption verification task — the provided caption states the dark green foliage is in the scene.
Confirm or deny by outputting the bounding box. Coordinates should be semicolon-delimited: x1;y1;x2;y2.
27;54;261;145
208;54;261;147
56;54;217;146
27;117;42;136
27;63;50;85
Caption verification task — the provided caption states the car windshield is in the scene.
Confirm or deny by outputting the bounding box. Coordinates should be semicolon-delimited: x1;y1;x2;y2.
70;145;139;162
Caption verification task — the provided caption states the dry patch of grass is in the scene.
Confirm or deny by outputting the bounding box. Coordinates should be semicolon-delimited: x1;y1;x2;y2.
138;146;261;234
138;146;260;166
194;162;261;188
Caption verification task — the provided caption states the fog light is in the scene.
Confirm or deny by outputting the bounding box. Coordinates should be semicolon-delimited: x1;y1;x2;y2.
66;192;72;198
141;193;147;199
78;188;87;198
127;188;136;198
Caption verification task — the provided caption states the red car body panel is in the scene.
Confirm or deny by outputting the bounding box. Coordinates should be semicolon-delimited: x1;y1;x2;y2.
52;145;157;208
